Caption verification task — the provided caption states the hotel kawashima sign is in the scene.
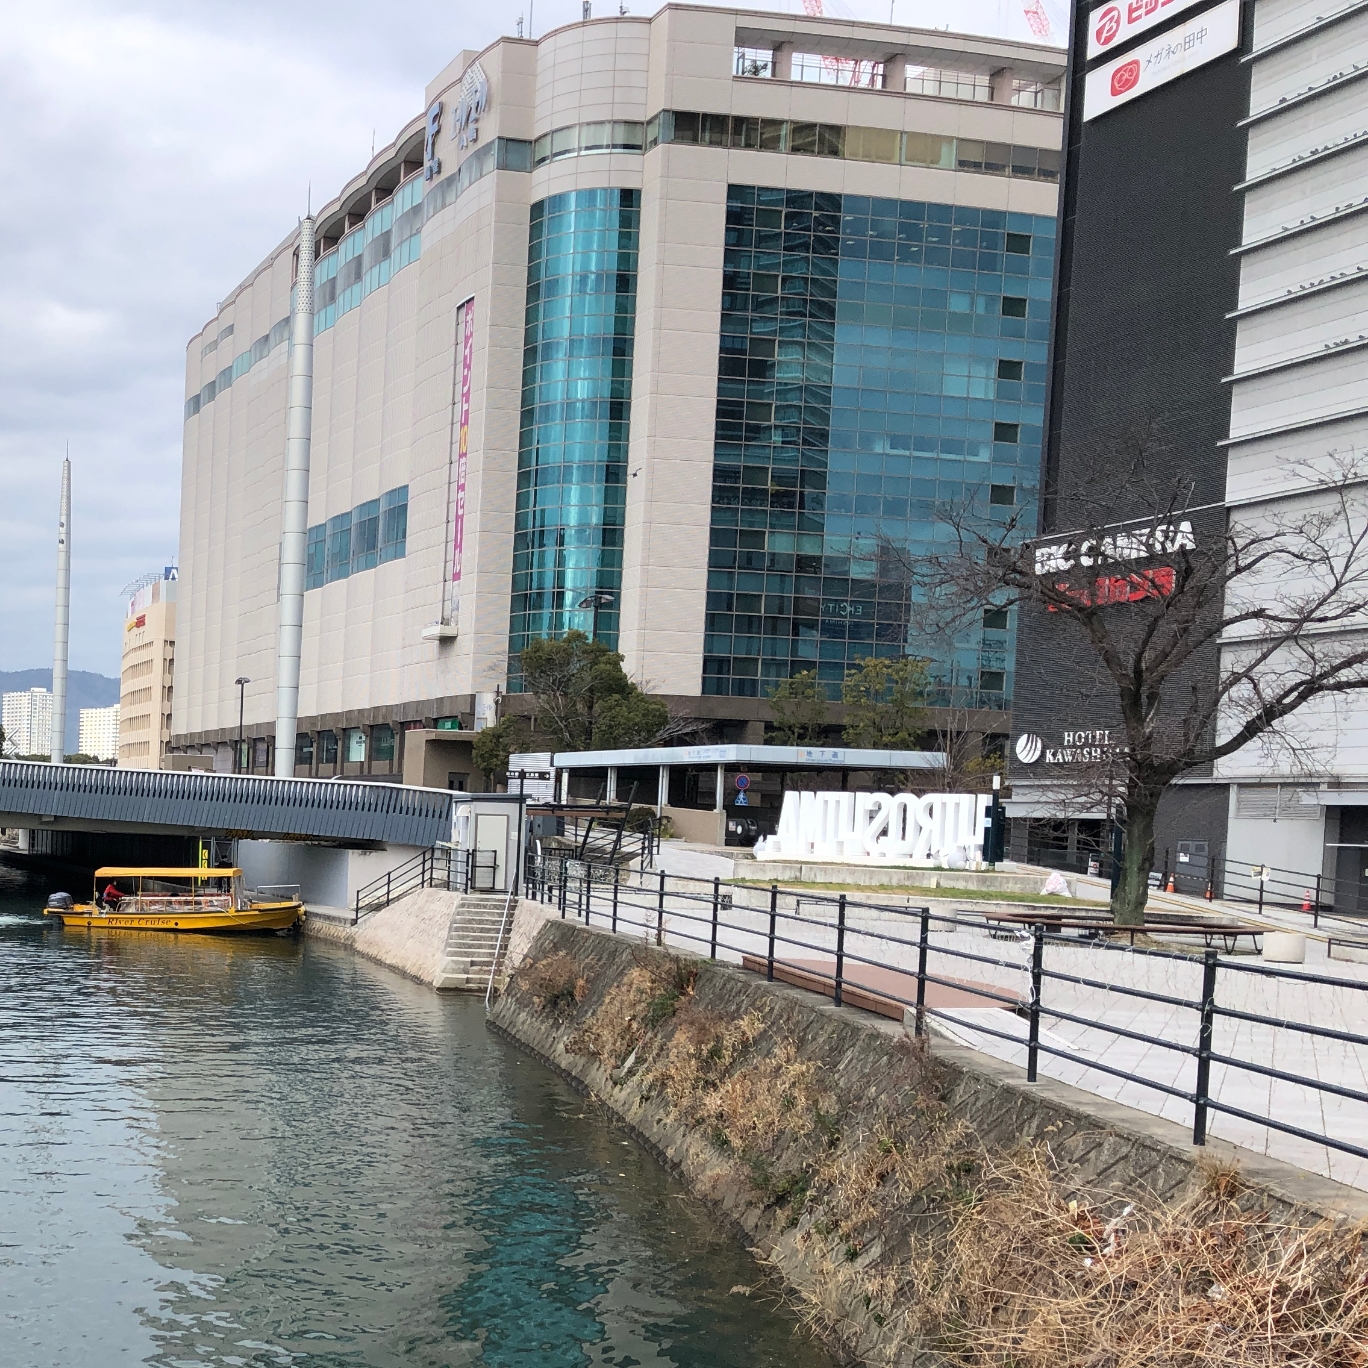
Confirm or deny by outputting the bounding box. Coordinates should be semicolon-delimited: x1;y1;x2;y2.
755;789;994;867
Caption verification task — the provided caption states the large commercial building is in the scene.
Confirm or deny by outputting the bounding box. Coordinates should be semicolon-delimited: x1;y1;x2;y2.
2;688;52;759
1008;0;1368;902
170;4;1065;782
119;568;177;769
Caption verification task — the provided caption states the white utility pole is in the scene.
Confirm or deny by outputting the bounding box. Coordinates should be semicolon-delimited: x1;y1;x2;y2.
50;457;71;764
273;216;316;776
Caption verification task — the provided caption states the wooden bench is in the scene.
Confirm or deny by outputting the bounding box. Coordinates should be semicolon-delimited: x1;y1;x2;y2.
977;909;1263;953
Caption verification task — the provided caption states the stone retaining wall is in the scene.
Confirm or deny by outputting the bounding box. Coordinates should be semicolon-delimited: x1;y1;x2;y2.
491;920;1368;1366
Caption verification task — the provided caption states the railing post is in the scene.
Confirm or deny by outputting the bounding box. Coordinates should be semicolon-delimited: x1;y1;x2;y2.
612;865;620;934
1314;873;1322;929
656;869;665;947
386;870;392;908
1026;923;1044;1082
710;877;720;960
1193;948;1219;1146
767;885;777;981
354;888;360;924
1257;871;1265;916
914;907;930;1037
834;894;847;1008
559;861;567;919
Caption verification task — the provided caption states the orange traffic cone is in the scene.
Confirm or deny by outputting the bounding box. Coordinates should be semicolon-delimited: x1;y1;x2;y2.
1302;889;1313;912
1165;872;1175;893
1205;881;1214;901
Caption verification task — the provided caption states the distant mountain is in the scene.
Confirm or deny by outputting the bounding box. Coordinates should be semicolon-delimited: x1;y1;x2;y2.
0;670;121;749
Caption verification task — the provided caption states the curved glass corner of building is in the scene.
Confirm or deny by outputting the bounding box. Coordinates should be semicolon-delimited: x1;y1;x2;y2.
704;184;1055;710
507;187;640;688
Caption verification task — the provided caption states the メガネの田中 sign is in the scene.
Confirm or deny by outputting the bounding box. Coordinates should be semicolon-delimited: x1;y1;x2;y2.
1084;0;1240;121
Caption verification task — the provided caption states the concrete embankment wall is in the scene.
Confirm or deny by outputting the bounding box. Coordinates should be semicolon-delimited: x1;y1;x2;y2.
306;890;556;988
491;921;1368;1366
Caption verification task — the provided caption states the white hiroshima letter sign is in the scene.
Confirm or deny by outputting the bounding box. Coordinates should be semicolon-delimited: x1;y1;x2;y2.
755;790;993;868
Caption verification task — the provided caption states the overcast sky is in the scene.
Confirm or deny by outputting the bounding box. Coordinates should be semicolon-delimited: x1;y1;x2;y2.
0;0;1064;680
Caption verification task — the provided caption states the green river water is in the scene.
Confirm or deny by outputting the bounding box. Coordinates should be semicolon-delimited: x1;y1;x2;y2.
0;859;832;1368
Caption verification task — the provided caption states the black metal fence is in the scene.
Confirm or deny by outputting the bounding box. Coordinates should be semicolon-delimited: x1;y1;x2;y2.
352;846;500;921
524;858;1368;1175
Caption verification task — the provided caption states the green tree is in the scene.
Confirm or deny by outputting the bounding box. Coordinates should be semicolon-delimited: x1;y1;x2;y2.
520;631;666;751
766;670;830;745
841;655;931;751
471;717;524;788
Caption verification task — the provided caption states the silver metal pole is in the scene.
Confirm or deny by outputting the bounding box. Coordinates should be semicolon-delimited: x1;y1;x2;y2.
274;216;316;776
50;457;71;763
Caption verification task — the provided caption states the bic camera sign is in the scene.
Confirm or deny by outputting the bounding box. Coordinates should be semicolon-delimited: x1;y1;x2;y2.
1015;729;1124;767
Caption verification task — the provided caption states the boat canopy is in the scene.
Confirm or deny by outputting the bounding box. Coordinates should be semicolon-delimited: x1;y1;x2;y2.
94;867;243;879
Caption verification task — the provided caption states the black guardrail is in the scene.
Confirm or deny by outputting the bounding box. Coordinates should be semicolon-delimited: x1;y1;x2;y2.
523;859;1368;1168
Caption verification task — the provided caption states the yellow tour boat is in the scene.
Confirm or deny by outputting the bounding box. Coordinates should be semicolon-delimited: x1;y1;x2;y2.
44;867;304;934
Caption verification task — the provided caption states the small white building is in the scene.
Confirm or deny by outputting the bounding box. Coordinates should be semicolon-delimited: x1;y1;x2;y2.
78;705;121;762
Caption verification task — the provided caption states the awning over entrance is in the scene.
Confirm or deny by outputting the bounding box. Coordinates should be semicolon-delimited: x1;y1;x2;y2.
550;744;945;771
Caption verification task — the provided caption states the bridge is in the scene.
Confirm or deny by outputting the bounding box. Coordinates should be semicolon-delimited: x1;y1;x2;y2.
0;761;454;847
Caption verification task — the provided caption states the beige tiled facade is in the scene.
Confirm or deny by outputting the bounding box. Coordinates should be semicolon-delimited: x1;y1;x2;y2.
171;4;1064;780
119;574;176;769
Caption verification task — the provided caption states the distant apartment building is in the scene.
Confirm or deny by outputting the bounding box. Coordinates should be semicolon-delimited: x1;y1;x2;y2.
119;568;177;769
78;705;120;762
2;688;53;758
169;3;1065;782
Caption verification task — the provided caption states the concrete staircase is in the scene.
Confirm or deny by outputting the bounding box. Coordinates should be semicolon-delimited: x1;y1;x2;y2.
433;893;517;992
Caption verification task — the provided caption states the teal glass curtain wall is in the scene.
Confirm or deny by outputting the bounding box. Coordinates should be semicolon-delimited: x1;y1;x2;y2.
508;188;639;685
704;185;1054;708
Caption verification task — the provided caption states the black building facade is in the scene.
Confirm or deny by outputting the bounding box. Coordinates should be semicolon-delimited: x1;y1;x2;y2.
1007;0;1254;885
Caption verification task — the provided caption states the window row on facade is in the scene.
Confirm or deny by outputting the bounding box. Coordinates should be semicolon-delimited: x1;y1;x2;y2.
649;111;1061;182
304;486;408;589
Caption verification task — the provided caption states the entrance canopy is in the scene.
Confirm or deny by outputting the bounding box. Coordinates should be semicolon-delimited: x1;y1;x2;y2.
550;744;945;771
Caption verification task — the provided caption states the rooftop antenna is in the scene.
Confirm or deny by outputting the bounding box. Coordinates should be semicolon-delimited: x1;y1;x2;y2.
583;0;591;18
273;214;316;776
50;452;71;764
517;13;524;35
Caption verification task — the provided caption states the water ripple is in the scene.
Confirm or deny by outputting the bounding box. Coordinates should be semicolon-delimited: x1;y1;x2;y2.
0;861;830;1368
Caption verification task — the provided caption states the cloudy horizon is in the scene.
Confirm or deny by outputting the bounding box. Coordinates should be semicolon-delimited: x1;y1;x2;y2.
0;0;1062;682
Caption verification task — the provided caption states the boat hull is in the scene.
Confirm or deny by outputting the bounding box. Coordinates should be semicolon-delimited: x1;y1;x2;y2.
47;902;304;934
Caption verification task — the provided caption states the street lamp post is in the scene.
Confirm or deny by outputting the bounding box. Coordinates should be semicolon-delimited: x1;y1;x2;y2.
235;676;250;773
576;590;616;642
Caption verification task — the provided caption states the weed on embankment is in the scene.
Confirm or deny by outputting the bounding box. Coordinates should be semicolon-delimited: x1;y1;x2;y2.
511;946;1368;1367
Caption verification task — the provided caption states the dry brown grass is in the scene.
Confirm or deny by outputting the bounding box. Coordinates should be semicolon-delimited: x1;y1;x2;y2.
567;953;699;1069
796;1148;1368;1368
559;950;1368;1366
514;951;588;1015
901;1149;1368;1368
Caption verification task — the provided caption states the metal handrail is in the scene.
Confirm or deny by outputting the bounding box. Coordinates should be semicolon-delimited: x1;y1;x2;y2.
485;884;519;1012
520;856;1368;1167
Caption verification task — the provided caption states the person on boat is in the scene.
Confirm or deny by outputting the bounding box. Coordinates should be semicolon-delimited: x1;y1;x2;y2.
102;881;125;909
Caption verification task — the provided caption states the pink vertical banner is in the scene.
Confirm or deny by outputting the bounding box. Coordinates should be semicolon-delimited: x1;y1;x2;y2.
452;298;475;582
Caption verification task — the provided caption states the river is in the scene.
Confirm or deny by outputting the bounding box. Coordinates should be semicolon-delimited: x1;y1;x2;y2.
0;860;832;1368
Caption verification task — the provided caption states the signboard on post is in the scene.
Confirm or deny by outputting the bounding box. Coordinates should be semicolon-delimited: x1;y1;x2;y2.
508;752;556;804
1083;0;1240;121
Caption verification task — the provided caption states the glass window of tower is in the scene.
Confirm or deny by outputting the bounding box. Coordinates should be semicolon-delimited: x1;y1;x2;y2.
705;185;1054;709
507;187;639;686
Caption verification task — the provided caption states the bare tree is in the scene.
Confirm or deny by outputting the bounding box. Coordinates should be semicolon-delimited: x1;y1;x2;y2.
894;453;1368;924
